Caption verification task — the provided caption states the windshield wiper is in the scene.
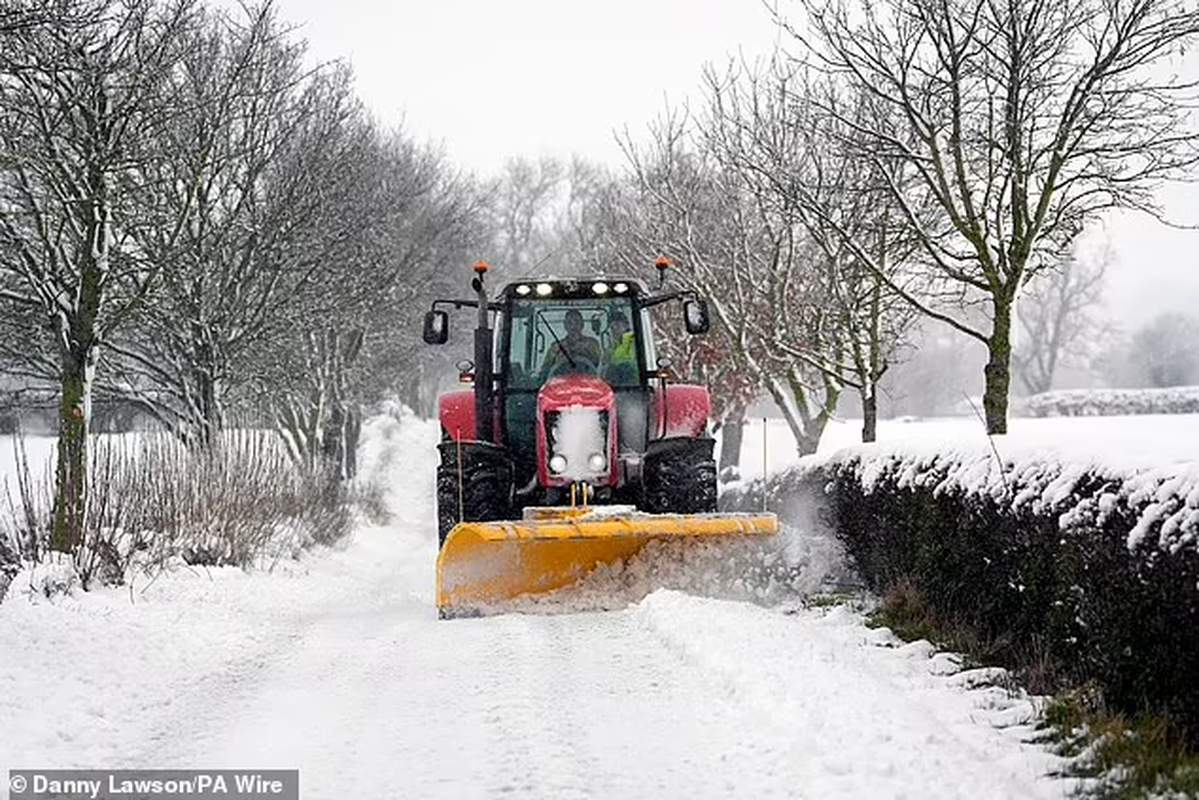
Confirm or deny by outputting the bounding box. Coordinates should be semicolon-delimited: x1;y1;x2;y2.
537;311;577;368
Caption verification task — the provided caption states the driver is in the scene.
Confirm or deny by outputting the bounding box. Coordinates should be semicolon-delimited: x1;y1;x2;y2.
544;309;601;369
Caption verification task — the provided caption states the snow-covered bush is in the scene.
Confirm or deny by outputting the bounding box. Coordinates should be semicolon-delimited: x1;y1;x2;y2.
102;432;353;574
3;431;354;593
1025;386;1199;417
759;448;1199;744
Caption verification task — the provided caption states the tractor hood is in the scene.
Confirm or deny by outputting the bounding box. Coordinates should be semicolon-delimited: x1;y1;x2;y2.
537;374;613;410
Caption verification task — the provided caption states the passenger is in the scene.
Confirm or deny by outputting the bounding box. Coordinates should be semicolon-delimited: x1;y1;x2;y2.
606;313;636;365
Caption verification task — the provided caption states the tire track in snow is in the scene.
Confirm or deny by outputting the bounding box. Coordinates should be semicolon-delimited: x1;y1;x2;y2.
632;591;1067;799
473;615;596;799
461;608;816;800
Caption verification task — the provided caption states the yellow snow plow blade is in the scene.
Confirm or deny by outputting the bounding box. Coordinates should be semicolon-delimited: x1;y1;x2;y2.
435;507;778;616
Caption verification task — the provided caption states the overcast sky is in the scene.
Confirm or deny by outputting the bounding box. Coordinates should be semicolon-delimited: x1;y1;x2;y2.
272;0;783;172
271;0;1199;330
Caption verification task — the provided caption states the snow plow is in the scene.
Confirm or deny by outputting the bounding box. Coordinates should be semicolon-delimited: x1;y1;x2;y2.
423;259;778;617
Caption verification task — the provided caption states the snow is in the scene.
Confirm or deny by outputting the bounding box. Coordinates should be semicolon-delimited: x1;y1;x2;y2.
735;413;1199;480
550;406;607;480
812;415;1199;554
0;434;56;498
733;413;1199;551
0;411;1079;798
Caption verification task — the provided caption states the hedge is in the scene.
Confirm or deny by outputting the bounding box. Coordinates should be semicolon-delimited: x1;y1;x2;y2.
725;449;1199;744
1025;386;1199;417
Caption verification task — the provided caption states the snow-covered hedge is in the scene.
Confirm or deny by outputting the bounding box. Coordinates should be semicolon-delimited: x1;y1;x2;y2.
1025;386;1199;417
725;442;1199;743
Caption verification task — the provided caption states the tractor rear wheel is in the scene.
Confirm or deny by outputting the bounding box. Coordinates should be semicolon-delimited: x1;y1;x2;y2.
641;437;718;515
436;440;514;547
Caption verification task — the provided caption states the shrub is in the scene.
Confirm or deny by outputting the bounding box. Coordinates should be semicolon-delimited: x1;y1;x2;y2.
0;529;18;603
1026;386;1199;417
2;429;355;593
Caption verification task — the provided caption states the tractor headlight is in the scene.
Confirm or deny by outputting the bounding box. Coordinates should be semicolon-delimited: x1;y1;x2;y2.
549;454;568;474
588;453;607;472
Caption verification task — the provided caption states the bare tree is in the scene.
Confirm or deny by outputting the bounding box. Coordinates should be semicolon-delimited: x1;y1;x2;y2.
787;0;1199;433
700;62;924;443
1129;311;1199;387
1013;244;1113;394
487;156;565;278
264;128;485;476
0;0;200;551
621;111;844;456
552;156;623;273
480;154;625;282
94;2;488;461
99;1;322;446
0;2;89;35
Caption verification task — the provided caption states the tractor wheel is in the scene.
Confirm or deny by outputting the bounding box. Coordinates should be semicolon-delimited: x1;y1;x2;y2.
436;441;514;547
641;437;718;515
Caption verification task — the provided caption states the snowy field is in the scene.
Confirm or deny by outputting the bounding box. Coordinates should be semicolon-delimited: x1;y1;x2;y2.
15;412;1197;796
735;412;1199;482
0;435;55;507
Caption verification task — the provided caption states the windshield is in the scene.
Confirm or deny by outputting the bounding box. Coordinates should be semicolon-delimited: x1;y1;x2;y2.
506;297;640;389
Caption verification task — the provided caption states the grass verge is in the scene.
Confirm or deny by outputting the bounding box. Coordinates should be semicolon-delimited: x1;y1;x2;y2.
1034;687;1199;799
868;581;1199;799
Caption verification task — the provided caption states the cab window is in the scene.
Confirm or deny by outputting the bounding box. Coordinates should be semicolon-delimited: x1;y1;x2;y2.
505;297;639;389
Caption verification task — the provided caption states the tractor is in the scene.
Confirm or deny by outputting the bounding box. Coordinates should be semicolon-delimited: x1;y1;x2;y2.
423;259;776;615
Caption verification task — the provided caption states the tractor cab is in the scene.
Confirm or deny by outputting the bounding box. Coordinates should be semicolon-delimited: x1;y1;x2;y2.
496;280;660;500
499;279;655;390
422;261;716;527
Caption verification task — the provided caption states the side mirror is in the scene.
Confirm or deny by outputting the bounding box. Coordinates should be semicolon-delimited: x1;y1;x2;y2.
683;299;711;335
423;310;449;344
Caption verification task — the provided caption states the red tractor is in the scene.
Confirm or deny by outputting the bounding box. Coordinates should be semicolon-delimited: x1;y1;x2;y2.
423;260;775;615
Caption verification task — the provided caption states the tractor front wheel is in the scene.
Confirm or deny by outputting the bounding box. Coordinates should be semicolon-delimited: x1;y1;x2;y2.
436;440;514;546
641;437;718;515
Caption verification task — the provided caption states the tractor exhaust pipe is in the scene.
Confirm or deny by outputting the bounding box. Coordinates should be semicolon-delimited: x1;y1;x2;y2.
471;261;493;444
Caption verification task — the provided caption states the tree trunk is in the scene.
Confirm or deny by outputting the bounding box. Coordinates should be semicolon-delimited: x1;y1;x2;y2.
983;298;1014;435
344;407;361;479
318;327;362;482
764;366;840;457
52;348;90;553
192;329;222;451
862;231;883;445
717;413;745;482
861;389;877;443
322;401;347;480
52;189;105;552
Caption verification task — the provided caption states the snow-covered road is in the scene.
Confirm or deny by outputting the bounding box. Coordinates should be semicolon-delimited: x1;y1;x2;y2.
1;413;1070;799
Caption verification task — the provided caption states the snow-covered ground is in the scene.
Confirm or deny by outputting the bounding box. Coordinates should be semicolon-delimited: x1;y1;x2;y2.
0;413;1087;798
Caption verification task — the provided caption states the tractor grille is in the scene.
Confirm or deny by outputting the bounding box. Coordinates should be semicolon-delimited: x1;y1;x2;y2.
545;408;610;480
